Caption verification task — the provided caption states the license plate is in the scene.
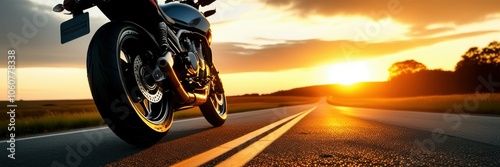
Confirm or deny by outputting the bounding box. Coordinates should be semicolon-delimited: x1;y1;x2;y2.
60;12;90;44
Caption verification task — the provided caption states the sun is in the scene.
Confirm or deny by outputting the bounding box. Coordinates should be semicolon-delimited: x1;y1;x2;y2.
327;62;370;85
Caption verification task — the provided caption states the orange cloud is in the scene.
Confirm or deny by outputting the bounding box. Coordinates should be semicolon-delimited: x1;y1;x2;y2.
212;30;498;73
260;0;500;36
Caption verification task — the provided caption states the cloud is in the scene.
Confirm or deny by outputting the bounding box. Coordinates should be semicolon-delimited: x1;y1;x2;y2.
0;0;107;68
259;0;500;36
2;0;497;74
212;30;498;73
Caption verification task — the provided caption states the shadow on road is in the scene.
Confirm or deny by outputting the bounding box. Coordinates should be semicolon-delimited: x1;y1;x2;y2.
94;126;214;166
1;125;214;167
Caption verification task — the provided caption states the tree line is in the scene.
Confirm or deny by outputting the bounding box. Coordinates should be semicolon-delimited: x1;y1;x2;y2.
267;41;500;98
387;41;500;96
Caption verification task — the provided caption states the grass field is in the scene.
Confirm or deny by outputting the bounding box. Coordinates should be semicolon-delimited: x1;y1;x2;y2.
327;93;500;116
0;96;319;138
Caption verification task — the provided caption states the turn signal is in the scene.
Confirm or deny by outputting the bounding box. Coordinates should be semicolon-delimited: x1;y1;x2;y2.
53;4;64;12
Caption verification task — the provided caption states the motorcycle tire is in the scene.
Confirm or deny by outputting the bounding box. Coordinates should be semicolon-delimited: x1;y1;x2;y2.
87;22;174;146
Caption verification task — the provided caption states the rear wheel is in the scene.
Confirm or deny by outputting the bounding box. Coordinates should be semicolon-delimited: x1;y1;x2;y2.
87;22;173;146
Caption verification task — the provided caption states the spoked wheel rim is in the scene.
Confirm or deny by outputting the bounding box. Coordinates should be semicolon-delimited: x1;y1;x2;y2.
211;92;226;116
199;75;227;127
209;78;227;116
116;30;172;131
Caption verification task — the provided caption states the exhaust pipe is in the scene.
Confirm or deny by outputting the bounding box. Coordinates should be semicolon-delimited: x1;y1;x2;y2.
157;52;209;105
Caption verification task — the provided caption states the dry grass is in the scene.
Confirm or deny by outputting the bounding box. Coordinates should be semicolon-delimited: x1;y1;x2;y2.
0;96;319;138
327;93;500;115
0;100;103;138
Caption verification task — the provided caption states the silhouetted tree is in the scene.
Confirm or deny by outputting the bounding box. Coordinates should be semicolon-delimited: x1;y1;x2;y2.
388;59;427;80
456;41;500;72
455;41;500;89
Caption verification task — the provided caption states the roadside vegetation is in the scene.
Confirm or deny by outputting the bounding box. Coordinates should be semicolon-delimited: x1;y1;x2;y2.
0;96;319;138
327;93;500;116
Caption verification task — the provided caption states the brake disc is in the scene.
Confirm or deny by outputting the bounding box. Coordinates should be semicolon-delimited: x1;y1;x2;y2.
133;56;163;103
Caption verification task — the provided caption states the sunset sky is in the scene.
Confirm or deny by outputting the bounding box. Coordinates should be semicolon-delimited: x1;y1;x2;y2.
1;0;500;100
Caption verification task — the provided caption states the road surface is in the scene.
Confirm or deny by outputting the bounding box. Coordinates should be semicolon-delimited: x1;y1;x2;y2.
2;100;499;166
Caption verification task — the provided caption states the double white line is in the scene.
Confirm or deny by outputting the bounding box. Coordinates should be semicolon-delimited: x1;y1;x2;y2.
171;107;317;167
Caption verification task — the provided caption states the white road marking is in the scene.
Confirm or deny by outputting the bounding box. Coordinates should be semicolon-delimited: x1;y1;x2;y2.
171;107;317;167
0;115;211;143
216;107;315;167
1;126;109;142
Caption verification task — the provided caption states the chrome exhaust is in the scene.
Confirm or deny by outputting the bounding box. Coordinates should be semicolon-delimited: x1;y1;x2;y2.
157;52;209;105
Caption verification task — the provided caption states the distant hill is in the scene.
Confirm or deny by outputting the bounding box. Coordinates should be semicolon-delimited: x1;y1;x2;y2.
265;80;474;98
265;82;388;97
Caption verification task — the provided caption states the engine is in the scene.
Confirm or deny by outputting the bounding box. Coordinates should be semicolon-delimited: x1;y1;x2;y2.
177;36;209;89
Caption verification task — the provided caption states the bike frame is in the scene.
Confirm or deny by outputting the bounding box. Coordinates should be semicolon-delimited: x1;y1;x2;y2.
61;0;216;105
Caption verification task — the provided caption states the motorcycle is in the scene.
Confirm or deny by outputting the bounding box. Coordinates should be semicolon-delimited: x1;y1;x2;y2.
53;0;227;146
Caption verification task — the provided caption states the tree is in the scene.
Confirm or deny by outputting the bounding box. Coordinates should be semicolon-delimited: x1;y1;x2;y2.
454;41;500;91
455;41;500;73
388;59;427;80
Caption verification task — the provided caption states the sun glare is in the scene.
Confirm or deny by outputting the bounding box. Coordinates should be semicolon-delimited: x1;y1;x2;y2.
327;62;370;85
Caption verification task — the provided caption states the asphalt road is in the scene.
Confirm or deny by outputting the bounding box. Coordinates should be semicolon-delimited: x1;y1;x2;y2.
2;100;499;166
